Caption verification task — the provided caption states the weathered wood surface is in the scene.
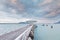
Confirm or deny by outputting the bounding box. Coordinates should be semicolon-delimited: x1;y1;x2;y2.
0;25;33;40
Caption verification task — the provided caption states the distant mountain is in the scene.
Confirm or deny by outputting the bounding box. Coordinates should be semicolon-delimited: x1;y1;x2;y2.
19;20;37;24
19;22;28;24
26;20;37;23
55;21;60;24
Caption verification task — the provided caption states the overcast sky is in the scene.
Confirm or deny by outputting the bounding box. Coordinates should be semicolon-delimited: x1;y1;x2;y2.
0;0;60;23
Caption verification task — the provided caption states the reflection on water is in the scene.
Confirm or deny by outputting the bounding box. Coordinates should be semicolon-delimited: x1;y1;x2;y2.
0;23;28;35
34;24;60;40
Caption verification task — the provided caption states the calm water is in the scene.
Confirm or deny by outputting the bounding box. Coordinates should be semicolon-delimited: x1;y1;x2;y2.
34;24;60;40
0;23;28;35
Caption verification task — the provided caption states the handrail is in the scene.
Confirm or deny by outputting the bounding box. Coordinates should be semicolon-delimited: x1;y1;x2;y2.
15;25;33;40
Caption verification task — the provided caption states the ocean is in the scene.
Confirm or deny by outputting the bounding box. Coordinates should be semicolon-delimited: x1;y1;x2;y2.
0;23;28;36
34;24;60;40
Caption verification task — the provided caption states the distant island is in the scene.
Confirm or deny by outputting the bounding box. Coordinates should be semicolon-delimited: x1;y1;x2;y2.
19;20;37;24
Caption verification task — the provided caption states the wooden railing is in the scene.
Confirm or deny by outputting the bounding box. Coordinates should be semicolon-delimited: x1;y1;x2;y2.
15;25;33;40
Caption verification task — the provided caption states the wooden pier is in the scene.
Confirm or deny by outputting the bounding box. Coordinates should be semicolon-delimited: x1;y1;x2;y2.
0;25;34;40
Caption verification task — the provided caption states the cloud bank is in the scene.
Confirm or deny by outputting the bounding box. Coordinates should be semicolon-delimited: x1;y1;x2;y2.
0;0;60;23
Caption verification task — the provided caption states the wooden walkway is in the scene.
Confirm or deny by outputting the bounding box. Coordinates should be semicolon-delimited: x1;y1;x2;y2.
0;25;33;40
